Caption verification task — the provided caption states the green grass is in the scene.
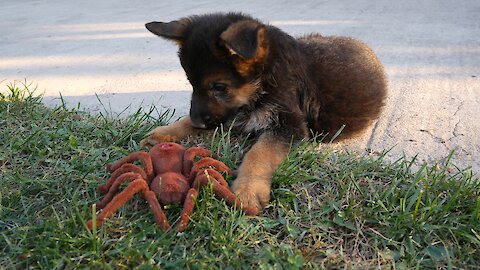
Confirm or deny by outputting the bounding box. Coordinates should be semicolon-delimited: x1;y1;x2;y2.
1;82;479;269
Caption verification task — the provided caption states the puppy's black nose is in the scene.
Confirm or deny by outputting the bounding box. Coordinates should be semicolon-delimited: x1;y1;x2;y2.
191;121;207;129
190;115;210;129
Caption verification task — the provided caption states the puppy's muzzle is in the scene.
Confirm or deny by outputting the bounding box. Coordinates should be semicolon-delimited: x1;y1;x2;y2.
190;114;213;129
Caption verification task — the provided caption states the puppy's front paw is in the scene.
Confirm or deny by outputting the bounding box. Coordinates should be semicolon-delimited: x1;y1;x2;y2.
140;133;177;148
231;177;271;215
140;117;194;148
140;126;179;148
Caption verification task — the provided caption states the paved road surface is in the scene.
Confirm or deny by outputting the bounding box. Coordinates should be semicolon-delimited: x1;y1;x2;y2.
1;0;479;172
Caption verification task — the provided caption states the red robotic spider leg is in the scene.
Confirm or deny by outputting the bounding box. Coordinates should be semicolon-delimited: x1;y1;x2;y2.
86;178;168;231
175;168;258;231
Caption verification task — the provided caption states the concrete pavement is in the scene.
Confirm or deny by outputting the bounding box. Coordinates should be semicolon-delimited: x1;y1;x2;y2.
1;0;479;172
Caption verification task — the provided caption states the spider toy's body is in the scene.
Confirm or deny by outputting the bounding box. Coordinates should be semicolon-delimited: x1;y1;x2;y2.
86;142;257;231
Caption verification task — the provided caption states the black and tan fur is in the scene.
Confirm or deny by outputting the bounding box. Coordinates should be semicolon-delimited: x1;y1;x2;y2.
141;12;387;212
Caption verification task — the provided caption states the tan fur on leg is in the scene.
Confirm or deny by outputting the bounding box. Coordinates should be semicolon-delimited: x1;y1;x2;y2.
140;116;196;147
231;133;289;213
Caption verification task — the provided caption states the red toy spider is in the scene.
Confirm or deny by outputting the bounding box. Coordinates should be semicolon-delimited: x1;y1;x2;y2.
86;142;258;231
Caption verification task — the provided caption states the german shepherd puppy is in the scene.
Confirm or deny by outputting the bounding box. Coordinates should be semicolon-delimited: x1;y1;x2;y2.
141;12;387;214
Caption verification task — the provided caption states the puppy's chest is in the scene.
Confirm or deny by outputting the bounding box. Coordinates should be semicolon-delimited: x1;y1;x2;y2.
234;105;278;133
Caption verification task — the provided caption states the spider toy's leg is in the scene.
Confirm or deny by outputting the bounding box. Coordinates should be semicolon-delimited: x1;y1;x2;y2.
96;172;144;209
176;188;199;232
174;169;236;232
198;169;229;187
182;147;212;175
189;157;233;180
86;178;166;230
193;169;259;216
143;190;170;230
97;164;147;194
86;178;148;230
105;152;154;180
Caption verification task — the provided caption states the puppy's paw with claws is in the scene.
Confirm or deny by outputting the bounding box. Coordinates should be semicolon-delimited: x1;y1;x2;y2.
140;117;193;148
140;124;183;148
140;132;178;148
231;177;271;215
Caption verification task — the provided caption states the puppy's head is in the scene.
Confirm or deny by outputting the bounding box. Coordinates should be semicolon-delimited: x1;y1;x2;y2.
146;13;268;129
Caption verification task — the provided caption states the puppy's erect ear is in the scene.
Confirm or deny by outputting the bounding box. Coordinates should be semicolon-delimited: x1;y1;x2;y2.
145;18;190;43
220;20;268;59
220;20;268;75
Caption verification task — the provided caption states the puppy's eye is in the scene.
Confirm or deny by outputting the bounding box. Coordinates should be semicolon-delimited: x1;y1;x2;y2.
210;82;228;92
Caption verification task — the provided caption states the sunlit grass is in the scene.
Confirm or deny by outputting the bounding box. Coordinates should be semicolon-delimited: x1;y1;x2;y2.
1;82;479;269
